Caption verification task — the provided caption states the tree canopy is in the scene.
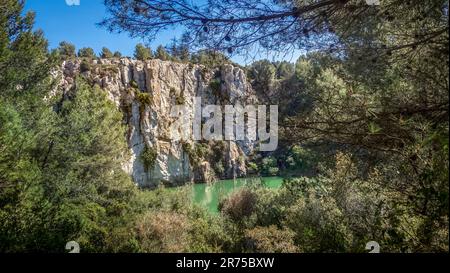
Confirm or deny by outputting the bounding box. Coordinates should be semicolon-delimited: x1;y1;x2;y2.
134;43;153;60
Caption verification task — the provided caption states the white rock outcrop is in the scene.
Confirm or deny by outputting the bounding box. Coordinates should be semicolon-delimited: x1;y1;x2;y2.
58;58;258;187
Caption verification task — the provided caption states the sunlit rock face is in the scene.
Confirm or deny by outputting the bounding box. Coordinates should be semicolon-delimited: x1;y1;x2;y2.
58;58;258;187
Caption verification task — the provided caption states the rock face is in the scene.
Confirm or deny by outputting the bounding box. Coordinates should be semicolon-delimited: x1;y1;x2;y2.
57;58;258;187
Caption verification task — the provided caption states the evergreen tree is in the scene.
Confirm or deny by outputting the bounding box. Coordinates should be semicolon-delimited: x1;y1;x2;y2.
0;0;56;251
100;47;113;58
58;41;76;59
191;50;232;68
154;45;170;61
37;80;138;251
134;43;152;61
78;47;96;59
0;1;139;252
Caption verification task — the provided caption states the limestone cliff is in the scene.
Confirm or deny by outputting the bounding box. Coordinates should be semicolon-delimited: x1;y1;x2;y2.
57;58;258;187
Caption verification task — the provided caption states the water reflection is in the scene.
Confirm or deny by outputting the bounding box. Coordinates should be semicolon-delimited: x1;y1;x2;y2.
192;177;283;213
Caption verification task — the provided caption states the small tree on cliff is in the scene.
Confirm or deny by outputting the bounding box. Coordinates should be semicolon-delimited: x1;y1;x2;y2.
78;47;96;59
113;51;122;58
154;45;170;61
58;41;76;59
100;47;114;58
134;43;152;61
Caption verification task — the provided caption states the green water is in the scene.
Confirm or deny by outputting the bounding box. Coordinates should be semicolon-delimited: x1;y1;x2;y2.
191;177;284;213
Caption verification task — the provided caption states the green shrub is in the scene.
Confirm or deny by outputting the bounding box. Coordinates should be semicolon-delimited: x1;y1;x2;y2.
284;196;353;253
78;47;96;59
213;161;225;177
169;87;185;104
182;142;210;168
186;206;229;253
134;43;153;61
101;47;114;59
244;226;298;253
140;145;157;170
130;80;139;89
219;189;257;222
80;60;91;73
247;162;259;174
135;211;189;253
101;64;119;74
261;157;279;176
136;92;153;105
182;142;195;160
209;79;221;94
58;41;76;59
195;143;210;159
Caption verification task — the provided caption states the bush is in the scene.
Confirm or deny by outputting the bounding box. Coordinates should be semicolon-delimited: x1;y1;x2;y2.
130;80;139;89
80;60;91;73
284;196;353;253
209;79;221;95
134;43;152;61
219;189;257;222
78;47;96;59
191;50;233;68
170;87;185;104
58;41;76;59
101;47;114;58
135;211;189;253
244;226;298;253
261;157;279;176
187;206;229;253
136;92;153;105
247;162;259;174
140;145;157;170
213;161;225;177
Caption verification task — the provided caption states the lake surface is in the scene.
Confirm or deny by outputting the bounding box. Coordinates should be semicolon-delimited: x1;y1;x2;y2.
191;177;284;213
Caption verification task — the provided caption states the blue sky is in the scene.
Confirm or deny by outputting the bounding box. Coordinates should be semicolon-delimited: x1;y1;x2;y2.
24;0;301;65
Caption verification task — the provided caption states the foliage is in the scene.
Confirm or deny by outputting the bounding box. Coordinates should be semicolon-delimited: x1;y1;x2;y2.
247;60;276;100
80;60;91;73
209;79;221;94
170;87;185;105
135;211;190;252
260;157;279;176
244;226;298;253
140;145;158;171
167;38;190;62
134;43;152;61
78;47;96;59
58;41;76;59
130;80;139;89
219;189;257;223
100;47;114;58
136;91;153;105
191;50;233;68
154;45;170;61
247;162;259;174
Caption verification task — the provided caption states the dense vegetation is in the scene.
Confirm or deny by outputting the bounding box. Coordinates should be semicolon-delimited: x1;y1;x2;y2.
0;0;448;252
